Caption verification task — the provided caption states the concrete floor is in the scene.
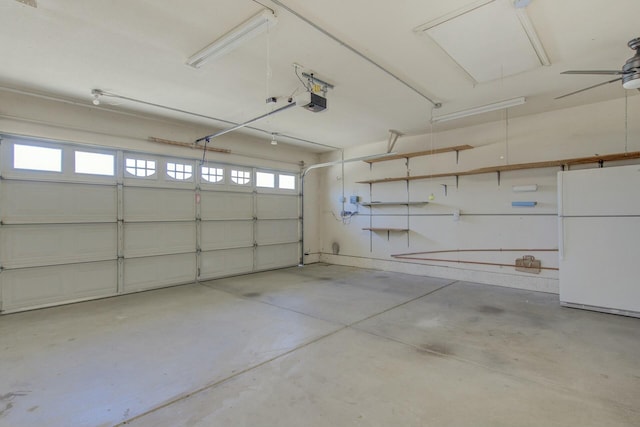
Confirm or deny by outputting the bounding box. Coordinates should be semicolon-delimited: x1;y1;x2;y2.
1;264;639;427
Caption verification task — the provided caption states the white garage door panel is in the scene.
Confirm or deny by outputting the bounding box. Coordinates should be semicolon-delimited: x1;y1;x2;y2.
256;220;299;245
200;192;253;220
201;220;253;250
124;188;195;222
124;222;196;258
199;248;254;279
1;261;117;313
255;243;299;270
124;254;196;292
256;194;298;219
1;223;117;268
1;181;116;224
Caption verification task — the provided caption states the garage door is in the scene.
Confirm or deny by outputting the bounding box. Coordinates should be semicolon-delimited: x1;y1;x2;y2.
0;136;300;313
0;140;119;312
198;166;301;279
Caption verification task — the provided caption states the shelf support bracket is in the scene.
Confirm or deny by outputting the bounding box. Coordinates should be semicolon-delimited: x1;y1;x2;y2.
455;175;459;189
441;184;448;196
387;129;403;153
497;171;501;186
456;149;460;164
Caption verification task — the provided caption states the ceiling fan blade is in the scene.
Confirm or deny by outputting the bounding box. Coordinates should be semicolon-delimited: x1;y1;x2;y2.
555;77;623;100
561;70;625;75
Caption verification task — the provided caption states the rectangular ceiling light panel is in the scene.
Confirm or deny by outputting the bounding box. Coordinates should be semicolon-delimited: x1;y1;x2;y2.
416;0;543;83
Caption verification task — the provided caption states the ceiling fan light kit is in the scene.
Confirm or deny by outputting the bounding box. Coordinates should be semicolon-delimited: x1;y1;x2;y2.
622;38;640;89
559;37;640;97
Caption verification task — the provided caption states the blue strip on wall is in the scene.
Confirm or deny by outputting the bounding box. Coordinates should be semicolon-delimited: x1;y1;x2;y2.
512;201;537;207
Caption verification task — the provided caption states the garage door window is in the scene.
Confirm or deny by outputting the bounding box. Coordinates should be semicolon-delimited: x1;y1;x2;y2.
13;144;62;172
279;174;296;190
231;169;251;185
256;171;275;188
167;162;193;180
75;151;115;176
126;158;156;177
202;166;224;183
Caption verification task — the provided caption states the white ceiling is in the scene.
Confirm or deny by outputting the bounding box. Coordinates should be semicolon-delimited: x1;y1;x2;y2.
1;0;639;152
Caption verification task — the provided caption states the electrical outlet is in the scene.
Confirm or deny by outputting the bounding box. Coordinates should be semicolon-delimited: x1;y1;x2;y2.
350;195;360;204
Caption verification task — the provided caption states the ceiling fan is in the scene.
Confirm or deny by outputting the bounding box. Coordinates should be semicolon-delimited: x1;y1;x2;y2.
556;37;640;99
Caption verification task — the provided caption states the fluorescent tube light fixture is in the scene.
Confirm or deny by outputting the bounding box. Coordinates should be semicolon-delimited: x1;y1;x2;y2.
513;3;551;66
431;97;526;124
186;10;277;68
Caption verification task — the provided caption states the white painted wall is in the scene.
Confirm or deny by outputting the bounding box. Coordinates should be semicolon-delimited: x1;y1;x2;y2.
3;88;639;293
318;95;640;293
0;88;323;263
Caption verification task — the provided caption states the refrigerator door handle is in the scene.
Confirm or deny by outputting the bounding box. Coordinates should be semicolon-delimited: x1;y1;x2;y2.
557;172;564;260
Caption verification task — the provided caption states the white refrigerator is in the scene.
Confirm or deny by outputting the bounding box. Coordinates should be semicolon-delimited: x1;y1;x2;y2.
558;164;640;318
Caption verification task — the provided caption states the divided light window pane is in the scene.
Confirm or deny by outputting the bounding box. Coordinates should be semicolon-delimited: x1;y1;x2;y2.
230;169;251;185
75;151;115;176
279;174;296;190
202;166;224;183
126;158;156;177
13;144;62;172
167;162;193;180
256;171;275;188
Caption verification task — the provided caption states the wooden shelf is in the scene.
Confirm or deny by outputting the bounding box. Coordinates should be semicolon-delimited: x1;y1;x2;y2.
360;201;429;207
364;145;474;163
357;151;640;184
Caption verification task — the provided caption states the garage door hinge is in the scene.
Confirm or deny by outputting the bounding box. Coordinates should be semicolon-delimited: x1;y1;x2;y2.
253;242;258;248
253;216;258;221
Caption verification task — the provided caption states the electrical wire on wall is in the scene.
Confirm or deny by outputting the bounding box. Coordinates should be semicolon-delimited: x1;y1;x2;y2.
505;108;510;164
501;64;510;165
331;208;358;224
295;64;309;91
427;106;436;201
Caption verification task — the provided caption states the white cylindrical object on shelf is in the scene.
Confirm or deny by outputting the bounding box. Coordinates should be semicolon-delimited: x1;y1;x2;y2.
512;184;538;192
